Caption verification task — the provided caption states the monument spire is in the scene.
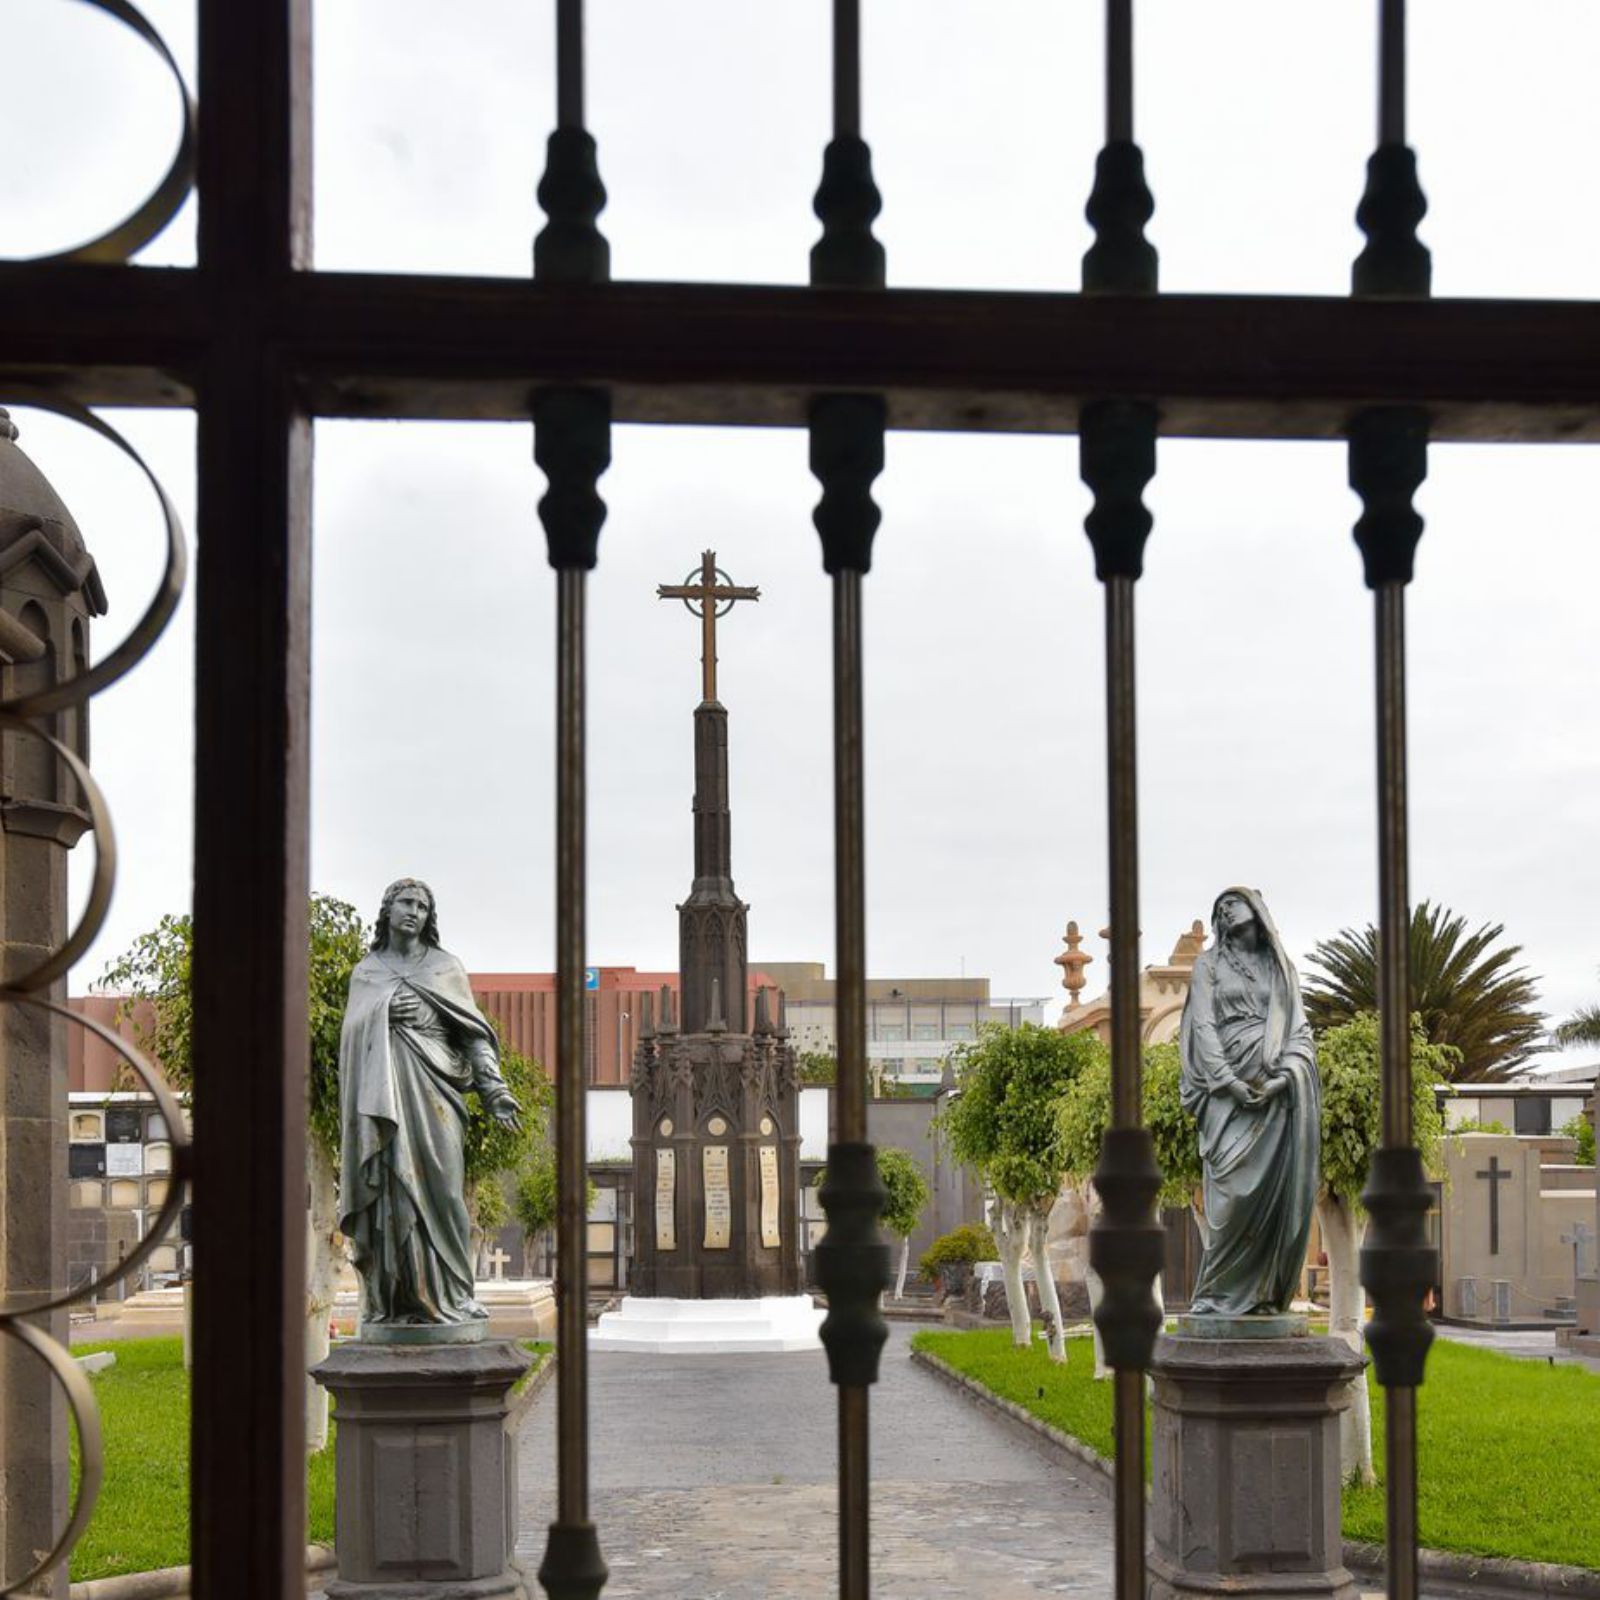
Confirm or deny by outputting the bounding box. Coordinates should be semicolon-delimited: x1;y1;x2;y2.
658;551;759;1033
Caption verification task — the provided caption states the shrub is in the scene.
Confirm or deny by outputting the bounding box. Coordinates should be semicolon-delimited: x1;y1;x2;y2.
1559;1113;1596;1166
917;1222;997;1282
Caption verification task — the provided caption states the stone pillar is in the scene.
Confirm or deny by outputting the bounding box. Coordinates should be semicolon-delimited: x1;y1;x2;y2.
0;409;106;1598
312;1341;531;1600
1148;1330;1365;1600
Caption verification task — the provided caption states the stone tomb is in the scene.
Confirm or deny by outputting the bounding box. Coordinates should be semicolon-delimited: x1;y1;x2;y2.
1441;1132;1594;1323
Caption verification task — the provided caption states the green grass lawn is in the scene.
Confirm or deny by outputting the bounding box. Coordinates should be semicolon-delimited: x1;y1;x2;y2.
68;1335;551;1583
911;1326;1600;1571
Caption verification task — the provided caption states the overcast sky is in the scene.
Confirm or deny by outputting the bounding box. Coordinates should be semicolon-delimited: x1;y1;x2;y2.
5;1;1598;1052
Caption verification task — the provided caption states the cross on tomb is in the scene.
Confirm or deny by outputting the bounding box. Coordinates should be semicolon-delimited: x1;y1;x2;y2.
485;1245;511;1281
1560;1220;1596;1281
1475;1155;1513;1256
657;549;760;703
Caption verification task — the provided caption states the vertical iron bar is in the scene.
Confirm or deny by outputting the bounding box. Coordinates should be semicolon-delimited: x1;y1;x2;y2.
1105;575;1144;1600
833;570;870;1600
833;571;865;1150
533;388;610;1600
1374;581;1418;1600
1106;0;1133;144
191;4;311;1598
1379;0;1406;146
555;565;589;1528
833;0;861;138
557;0;584;131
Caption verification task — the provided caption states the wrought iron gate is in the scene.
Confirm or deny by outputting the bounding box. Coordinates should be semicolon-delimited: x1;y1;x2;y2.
3;1;1585;1597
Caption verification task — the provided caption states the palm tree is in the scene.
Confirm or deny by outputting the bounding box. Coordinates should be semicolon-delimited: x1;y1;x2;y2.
1554;973;1600;1050
1303;901;1544;1081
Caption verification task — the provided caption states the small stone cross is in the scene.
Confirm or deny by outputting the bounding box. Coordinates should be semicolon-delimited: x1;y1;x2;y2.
657;550;760;703
1475;1155;1513;1256
485;1245;511;1281
1561;1220;1596;1280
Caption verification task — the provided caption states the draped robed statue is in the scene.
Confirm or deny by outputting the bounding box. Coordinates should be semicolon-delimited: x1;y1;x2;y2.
339;878;521;1339
1179;887;1320;1318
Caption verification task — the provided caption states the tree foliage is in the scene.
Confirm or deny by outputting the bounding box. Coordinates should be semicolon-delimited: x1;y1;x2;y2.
102;894;368;1157
1560;1113;1596;1166
102;896;549;1178
936;1023;1100;1204
1553;972;1600;1051
814;1146;930;1238
1303;902;1544;1080
1317;1011;1450;1200
1057;1041;1200;1208
917;1223;996;1281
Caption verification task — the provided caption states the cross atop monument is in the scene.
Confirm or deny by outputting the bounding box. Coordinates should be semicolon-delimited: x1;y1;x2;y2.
657;550;759;703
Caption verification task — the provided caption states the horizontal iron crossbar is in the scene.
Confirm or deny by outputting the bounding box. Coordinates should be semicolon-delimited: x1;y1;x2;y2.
3;267;1600;440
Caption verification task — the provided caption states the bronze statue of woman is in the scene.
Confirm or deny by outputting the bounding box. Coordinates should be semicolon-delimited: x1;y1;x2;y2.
338;878;520;1339
1179;887;1320;1318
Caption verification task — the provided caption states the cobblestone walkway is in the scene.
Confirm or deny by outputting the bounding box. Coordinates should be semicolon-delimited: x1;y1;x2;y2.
514;1323;1117;1597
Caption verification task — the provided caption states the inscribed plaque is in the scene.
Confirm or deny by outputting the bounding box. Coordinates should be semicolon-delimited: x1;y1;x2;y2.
759;1144;781;1248
703;1145;731;1249
105;1143;143;1177
655;1147;677;1252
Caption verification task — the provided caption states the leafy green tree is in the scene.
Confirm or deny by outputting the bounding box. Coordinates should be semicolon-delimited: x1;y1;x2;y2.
935;1022;1101;1360
1315;1011;1451;1485
101;897;550;1447
1303;902;1544;1080
511;1145;595;1272
1057;1041;1197;1375
813;1147;931;1300
796;1049;837;1087
103;894;367;1449
1559;1113;1596;1166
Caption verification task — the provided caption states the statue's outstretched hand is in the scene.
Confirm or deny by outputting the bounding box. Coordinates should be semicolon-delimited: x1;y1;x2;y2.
486;1093;522;1132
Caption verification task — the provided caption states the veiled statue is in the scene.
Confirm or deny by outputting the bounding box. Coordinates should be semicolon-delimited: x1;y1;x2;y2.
1179;887;1320;1318
339;878;520;1337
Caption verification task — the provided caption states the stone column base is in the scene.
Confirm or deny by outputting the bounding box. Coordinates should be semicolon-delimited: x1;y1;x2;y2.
1148;1333;1365;1600
312;1339;531;1600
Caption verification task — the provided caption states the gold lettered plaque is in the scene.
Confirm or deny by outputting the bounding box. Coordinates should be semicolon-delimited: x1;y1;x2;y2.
655;1146;677;1252
759;1144;781;1248
703;1144;732;1249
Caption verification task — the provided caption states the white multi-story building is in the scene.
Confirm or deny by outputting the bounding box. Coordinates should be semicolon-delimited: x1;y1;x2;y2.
753;960;1046;1093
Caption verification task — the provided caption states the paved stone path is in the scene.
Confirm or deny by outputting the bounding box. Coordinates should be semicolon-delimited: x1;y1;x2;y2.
514;1323;1117;1597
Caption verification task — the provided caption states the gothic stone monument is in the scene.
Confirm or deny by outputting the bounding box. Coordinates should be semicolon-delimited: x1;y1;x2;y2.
627;553;803;1302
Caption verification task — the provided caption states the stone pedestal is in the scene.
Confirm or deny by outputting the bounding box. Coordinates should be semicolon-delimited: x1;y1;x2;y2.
312;1340;530;1600
1148;1333;1365;1600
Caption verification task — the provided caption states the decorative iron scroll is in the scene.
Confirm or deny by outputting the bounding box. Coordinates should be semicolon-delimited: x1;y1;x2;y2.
0;402;191;1595
8;0;197;268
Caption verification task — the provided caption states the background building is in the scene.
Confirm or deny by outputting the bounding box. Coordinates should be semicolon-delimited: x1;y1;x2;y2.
756;960;1046;1094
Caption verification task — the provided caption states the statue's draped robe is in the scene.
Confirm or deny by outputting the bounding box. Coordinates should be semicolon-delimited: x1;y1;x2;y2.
338;947;511;1326
1179;892;1320;1317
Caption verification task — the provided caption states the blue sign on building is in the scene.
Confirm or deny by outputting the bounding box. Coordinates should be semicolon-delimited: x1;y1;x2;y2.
584;966;600;991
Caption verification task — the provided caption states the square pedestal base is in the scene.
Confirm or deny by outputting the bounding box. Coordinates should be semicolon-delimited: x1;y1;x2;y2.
312;1339;531;1600
1148;1333;1366;1600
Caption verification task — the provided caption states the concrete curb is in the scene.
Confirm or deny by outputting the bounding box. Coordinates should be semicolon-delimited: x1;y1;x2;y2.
909;1346;1115;1495
505;1346;557;1432
1343;1543;1600;1600
909;1346;1600;1599
68;1545;335;1600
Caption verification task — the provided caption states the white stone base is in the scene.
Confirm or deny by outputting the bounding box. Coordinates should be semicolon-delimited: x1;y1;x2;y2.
590;1295;825;1355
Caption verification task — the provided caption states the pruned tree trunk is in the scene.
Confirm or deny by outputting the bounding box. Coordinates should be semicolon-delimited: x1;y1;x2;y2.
1028;1204;1067;1363
305;1139;341;1454
1317;1189;1374;1486
894;1234;910;1300
994;1199;1032;1347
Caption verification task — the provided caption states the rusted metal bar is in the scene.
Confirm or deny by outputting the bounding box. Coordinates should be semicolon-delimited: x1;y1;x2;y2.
189;4;312;1597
